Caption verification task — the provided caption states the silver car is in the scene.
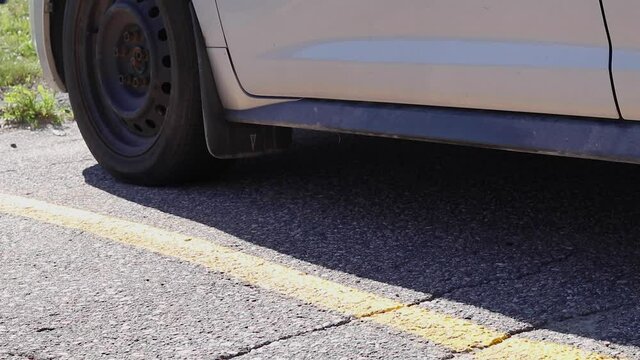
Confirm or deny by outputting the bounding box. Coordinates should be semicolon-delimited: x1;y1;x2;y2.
31;0;640;185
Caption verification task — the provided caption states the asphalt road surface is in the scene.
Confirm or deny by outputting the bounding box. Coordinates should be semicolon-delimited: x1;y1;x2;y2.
1;123;640;359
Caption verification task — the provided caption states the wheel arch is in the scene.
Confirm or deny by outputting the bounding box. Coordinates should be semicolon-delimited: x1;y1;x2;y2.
33;0;225;93
42;0;291;159
30;0;67;91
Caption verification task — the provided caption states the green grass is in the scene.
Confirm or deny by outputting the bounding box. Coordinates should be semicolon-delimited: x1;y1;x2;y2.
0;0;71;128
0;0;41;87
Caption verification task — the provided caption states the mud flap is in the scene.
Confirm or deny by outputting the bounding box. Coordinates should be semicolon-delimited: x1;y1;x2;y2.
190;5;291;159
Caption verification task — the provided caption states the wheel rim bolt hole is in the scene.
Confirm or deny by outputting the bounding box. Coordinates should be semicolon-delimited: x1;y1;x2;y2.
149;7;160;18
162;55;171;68
158;29;167;41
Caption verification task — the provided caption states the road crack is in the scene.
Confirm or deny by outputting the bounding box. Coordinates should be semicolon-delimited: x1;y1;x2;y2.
461;302;638;358
217;302;424;359
34;327;56;333
217;318;353;359
547;302;637;327
434;252;575;299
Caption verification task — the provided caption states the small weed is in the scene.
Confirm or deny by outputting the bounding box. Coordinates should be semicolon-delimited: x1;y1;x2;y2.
0;85;68;128
0;0;72;129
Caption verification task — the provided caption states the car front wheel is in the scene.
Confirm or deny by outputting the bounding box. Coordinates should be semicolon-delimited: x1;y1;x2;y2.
63;0;225;185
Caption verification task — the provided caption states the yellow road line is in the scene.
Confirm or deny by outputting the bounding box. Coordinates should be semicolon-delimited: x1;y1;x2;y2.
475;338;616;360
0;193;618;359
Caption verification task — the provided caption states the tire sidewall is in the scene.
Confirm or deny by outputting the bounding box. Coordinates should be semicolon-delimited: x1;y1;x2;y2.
64;0;208;184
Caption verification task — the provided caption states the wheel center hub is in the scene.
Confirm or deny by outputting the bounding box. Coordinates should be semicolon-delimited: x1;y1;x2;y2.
96;0;160;135
130;46;149;74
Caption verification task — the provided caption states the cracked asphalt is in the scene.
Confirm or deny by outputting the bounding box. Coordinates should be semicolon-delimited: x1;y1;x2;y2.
1;123;640;359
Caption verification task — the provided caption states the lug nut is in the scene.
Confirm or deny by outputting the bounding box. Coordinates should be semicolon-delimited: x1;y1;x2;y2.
114;47;130;58
123;30;142;43
131;77;149;88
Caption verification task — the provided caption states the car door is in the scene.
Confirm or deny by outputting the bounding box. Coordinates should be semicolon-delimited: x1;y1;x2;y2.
217;0;618;119
600;1;640;120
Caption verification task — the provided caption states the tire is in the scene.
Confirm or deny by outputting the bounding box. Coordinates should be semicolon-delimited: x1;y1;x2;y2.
63;0;226;185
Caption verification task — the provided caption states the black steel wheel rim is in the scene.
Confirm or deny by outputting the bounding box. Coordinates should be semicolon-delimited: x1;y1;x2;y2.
81;0;173;156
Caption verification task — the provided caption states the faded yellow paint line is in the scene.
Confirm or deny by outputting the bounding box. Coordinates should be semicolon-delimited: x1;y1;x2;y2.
476;338;614;360
0;193;619;358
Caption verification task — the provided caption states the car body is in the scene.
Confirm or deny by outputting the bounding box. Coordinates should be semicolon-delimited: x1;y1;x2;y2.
29;0;640;183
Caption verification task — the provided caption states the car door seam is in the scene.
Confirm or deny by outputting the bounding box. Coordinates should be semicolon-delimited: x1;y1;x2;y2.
599;0;623;119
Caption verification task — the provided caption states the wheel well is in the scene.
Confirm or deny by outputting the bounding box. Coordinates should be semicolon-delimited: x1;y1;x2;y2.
51;0;67;87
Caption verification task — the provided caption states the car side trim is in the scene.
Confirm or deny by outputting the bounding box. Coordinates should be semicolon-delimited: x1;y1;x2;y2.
227;100;640;164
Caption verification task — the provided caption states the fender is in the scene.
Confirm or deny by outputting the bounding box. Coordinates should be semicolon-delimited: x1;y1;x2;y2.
31;0;290;110
29;0;66;91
